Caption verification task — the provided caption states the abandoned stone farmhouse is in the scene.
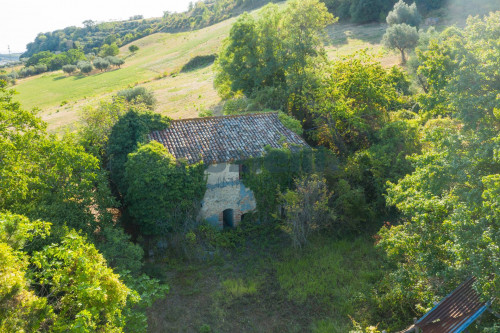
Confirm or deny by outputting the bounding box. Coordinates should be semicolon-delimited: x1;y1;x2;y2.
149;112;309;229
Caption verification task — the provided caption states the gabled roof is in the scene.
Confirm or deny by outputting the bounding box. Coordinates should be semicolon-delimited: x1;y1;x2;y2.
149;112;308;165
414;277;490;333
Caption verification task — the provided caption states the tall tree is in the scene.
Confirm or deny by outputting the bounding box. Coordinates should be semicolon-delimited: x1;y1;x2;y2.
382;23;419;64
215;0;335;121
378;12;500;324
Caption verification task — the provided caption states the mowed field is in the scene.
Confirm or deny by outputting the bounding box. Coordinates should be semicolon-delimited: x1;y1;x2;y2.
13;10;397;132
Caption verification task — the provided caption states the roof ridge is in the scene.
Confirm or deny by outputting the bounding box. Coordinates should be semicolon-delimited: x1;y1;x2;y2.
170;112;279;123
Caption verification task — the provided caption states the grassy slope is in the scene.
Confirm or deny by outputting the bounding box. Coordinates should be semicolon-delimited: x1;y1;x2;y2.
13;10;397;132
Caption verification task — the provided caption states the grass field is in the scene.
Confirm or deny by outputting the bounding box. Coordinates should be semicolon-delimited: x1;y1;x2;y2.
13;8;397;132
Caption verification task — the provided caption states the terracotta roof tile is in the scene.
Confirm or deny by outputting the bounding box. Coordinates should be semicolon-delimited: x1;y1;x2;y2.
150;112;309;164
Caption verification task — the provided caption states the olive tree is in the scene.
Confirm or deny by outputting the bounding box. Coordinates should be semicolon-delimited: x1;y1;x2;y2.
62;64;77;75
93;57;110;71
382;23;419;64
386;0;422;27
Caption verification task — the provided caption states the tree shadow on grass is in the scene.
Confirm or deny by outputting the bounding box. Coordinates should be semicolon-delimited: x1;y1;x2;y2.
52;75;67;81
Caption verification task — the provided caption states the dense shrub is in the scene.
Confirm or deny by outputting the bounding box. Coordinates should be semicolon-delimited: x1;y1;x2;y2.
78;61;93;74
62;64;77;74
116;86;156;108
180;54;217;72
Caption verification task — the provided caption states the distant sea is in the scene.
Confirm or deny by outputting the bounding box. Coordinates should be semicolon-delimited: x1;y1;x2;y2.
0;54;21;66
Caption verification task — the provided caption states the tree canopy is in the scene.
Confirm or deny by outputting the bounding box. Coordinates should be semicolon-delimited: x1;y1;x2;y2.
378;11;500;316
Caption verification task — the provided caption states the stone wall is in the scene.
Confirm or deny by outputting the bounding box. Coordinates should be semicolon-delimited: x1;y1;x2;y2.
200;163;256;228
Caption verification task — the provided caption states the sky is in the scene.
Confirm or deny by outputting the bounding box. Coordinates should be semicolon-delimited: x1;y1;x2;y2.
0;0;194;54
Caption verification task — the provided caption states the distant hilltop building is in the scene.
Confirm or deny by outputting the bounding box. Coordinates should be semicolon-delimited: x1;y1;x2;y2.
150;112;309;229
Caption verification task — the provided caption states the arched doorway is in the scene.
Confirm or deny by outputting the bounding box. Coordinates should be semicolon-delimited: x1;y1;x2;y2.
223;209;234;229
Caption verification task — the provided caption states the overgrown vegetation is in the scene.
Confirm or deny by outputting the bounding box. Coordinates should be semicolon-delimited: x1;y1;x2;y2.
2;0;499;331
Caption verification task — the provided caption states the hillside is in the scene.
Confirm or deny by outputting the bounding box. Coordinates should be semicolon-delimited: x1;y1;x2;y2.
14;11;397;132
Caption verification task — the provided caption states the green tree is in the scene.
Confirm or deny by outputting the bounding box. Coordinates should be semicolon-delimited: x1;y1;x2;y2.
62;64;77;75
215;0;334;121
106;56;125;68
79;97;129;158
107;109;171;194
100;42;120;56
93;57;110;71
386;0;422;27
382;23;419;64
129;44;139;53
378;12;500;325
78;61;93;74
124;141;206;236
65;48;86;64
312;52;407;155
0;212;136;332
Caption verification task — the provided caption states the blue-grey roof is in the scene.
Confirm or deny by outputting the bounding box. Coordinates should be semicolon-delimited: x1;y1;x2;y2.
414;277;490;333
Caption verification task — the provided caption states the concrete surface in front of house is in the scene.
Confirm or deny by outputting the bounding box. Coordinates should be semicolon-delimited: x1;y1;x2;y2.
200;163;256;228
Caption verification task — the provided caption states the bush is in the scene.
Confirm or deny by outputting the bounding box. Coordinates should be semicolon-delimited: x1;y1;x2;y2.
116;86;156;108
34;64;47;74
62;64;77;75
222;95;250;115
129;45;139;53
78;62;93;74
281;174;333;248
180;54;217;72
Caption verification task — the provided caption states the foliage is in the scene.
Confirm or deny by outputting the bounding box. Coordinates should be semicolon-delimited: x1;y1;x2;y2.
107;109;171;194
94;57;111;71
0;212;136;332
124;141;206;236
378;12;500;325
116;86;156;109
106;56;125;68
349;319;381;333
386;0;421;27
1;68;169;333
313;52;409;156
100;42;120;57
281;174;333;247
120;273;169;333
0;241;52;332
31;230;133;331
21;0;274;59
79;97;130;158
383;23;419;64
321;0;443;22
129;45;139;53
78;61;93;74
62;64;77;74
181;54;217;73
242;147;337;221
215;0;335;121
278;112;303;136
